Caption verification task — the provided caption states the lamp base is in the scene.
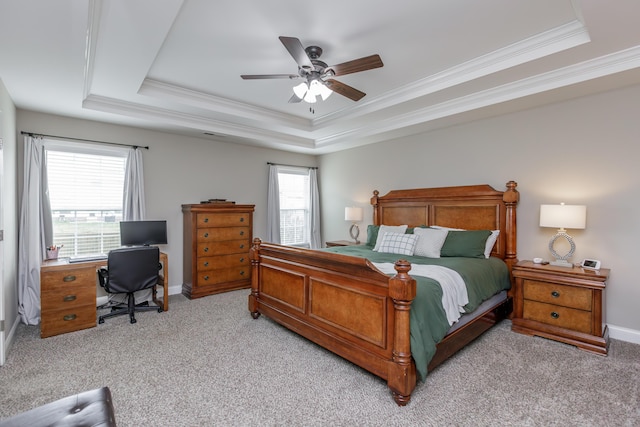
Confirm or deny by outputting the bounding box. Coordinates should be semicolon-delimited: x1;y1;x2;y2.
549;259;574;268
349;223;360;244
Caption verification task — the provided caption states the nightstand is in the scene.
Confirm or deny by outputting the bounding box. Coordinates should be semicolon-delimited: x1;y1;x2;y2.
511;260;609;355
325;240;360;248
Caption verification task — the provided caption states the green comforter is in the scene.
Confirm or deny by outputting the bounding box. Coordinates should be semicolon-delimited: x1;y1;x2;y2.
323;245;511;381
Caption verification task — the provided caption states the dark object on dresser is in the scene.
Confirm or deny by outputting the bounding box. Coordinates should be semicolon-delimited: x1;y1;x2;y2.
0;387;117;427
182;203;255;298
98;246;163;324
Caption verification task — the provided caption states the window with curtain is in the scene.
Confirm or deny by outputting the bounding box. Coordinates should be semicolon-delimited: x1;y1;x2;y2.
45;141;128;257
277;167;311;246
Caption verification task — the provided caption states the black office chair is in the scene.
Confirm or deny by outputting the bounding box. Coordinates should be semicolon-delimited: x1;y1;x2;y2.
98;246;163;324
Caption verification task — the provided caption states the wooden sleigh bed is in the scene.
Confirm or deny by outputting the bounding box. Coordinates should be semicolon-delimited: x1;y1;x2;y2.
248;181;519;405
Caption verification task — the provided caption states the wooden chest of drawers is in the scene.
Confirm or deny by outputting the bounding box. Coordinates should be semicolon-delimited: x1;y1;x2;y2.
40;262;98;338
511;260;610;355
182;203;255;298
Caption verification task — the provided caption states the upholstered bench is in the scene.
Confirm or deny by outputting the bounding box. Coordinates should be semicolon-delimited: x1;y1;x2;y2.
0;386;116;427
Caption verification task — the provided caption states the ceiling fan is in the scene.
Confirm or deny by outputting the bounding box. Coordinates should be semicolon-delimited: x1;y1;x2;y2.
241;36;383;103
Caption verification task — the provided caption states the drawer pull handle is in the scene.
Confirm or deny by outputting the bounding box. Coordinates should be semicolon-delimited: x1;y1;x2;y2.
63;314;77;321
551;291;560;298
204;247;209;252
204;232;209;238
240;217;245;222
204;218;209;223
551;311;560;319
240;230;244;236
63;275;76;282
204;275;209;281
239;244;244;249
240;257;244;263
240;270;245;276
63;295;77;302
204;261;209;267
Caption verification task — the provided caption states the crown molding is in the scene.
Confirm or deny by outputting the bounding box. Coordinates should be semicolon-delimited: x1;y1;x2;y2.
138;78;313;134
315;45;640;149
313;19;591;128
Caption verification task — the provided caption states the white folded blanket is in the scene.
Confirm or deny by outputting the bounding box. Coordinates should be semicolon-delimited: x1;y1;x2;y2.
373;263;469;325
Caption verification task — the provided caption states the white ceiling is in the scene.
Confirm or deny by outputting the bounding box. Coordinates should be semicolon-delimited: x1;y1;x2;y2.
2;0;640;154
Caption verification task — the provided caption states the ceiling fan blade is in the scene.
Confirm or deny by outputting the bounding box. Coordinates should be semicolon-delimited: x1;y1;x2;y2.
241;74;299;80
324;79;366;101
279;36;313;68
328;54;383;76
288;94;302;103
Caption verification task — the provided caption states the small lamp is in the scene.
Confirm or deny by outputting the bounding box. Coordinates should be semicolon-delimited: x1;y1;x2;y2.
539;203;586;268
345;207;363;244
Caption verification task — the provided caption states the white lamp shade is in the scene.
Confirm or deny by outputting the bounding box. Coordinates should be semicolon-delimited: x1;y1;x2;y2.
540;204;586;229
345;207;363;222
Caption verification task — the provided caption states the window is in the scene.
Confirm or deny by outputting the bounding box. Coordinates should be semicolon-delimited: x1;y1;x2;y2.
277;167;311;246
45;141;127;257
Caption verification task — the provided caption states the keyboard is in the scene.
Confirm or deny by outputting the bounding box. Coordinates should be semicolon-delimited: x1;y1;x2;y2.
68;254;108;263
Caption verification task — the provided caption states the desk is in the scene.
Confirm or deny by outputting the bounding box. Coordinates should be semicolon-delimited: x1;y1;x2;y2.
40;252;168;338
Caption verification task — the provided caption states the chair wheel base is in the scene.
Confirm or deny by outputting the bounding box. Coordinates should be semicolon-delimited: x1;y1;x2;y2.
98;317;105;324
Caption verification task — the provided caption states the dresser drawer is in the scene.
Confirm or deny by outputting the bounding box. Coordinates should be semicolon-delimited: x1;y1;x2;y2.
523;279;592;311
197;267;250;286
197;239;250;256
41;304;97;338
41;267;96;292
197;213;250;228
197;253;249;271
41;283;96;312
523;300;592;334
197;226;249;242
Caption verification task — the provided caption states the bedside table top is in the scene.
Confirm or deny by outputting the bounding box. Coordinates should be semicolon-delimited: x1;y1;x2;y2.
514;260;610;281
325;240;361;247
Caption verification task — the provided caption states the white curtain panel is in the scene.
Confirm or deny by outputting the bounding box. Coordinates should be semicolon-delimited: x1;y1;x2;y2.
123;147;146;221
17;136;49;324
266;164;281;244
309;168;321;249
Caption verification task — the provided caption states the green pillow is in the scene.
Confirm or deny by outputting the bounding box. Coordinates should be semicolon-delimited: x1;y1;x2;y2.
366;225;380;246
440;230;492;258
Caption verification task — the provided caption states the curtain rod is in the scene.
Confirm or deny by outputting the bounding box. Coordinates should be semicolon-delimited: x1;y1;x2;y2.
20;131;149;150
267;161;317;170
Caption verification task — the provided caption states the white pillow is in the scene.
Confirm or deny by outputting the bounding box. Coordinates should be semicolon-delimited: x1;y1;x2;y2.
484;230;500;258
431;225;499;258
374;232;418;256
373;225;408;251
413;227;449;258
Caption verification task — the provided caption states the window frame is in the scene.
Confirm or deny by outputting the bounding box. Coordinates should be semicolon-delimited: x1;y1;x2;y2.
44;139;129;257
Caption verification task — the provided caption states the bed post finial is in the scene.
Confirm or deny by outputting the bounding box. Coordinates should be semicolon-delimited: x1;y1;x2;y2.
371;190;380;226
249;238;262;319
388;259;417;406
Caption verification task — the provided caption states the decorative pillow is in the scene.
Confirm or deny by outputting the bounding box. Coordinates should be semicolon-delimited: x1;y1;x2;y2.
373;232;418;256
372;225;408;251
484;230;500;258
366;225;380;246
440;230;492;258
413;227;449;258
432;226;499;258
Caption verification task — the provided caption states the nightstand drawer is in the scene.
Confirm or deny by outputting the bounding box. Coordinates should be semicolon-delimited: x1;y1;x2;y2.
40;305;97;338
523;300;592;334
523;280;592;311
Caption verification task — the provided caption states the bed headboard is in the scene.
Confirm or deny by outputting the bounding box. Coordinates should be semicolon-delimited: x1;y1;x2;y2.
370;181;519;268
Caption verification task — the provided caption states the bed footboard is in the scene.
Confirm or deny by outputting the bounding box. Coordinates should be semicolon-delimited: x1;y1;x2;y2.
248;239;418;405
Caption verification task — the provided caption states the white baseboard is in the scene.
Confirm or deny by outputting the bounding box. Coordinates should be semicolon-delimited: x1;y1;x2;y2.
608;324;640;345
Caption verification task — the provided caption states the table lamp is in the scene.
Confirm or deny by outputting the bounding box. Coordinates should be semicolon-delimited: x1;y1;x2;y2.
345;207;363;244
539;203;586;267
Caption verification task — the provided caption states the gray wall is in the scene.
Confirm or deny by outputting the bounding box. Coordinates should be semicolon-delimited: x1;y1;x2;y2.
318;83;640;339
16;110;317;296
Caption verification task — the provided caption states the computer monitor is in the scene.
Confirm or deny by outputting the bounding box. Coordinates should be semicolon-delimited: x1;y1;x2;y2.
119;220;168;246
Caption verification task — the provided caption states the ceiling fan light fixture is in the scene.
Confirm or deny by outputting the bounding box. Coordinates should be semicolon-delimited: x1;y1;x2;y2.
293;82;308;99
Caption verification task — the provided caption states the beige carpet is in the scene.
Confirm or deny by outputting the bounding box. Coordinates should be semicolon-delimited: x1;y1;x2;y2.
1;290;638;426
